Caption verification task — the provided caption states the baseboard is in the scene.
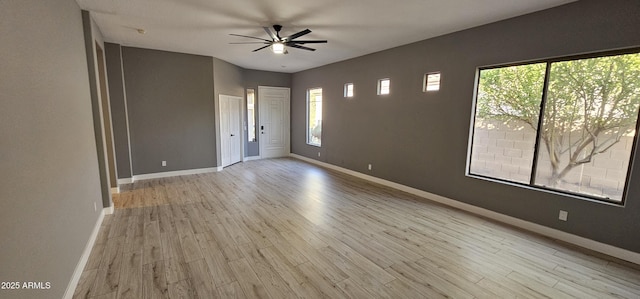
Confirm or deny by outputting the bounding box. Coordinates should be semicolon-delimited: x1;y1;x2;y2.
117;178;132;185
110;186;119;194
119;167;221;183
104;206;114;215
244;156;261;161
289;153;640;265
63;207;107;299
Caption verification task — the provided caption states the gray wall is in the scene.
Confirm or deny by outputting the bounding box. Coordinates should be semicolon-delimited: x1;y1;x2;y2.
107;48;292;175
291;0;640;253
0;0;103;298
244;70;292;157
213;58;244;98
105;43;133;179
213;58;244;165
122;47;216;175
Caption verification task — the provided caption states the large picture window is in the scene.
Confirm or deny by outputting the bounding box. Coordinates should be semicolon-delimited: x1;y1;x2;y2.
469;51;640;203
307;88;323;146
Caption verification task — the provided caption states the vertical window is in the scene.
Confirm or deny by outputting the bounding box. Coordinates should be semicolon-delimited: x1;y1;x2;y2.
424;72;441;92
344;83;354;98
378;78;390;95
469;51;640;203
307;88;323;146
533;55;640;200
470;63;546;184
246;89;256;142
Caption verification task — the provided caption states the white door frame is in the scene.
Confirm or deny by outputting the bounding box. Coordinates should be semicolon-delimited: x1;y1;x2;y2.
217;94;244;168
258;86;291;159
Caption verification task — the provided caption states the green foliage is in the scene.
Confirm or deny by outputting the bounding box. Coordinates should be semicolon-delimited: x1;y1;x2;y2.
477;63;546;130
476;53;640;186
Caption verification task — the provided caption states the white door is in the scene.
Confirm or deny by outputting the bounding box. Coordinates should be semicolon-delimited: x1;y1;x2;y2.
220;95;243;167
259;86;290;158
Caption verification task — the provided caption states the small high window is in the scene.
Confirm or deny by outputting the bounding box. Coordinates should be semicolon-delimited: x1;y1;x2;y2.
378;78;390;95
424;72;441;92
344;83;354;98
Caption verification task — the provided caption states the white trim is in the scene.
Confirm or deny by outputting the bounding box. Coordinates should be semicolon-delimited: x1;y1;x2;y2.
117;178;133;185
244;156;261;161
290;153;640;265
219;94;244;168
132;167;220;182
119;45;135;179
104;206;114;215
110;186;120;194
258;86;291;159
63;207;107;299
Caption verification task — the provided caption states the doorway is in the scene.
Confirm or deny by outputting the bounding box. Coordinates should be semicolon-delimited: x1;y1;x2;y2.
220;95;243;167
258;86;290;158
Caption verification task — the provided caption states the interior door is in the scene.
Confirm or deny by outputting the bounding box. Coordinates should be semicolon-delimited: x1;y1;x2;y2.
258;86;290;158
220;95;242;167
229;97;241;164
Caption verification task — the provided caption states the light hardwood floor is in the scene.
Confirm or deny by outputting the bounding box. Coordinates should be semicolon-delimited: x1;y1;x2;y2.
74;158;640;298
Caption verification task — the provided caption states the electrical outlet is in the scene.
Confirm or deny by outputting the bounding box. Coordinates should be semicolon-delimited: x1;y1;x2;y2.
162;161;167;167
318;152;321;157
368;164;372;171
94;202;97;211
559;210;568;221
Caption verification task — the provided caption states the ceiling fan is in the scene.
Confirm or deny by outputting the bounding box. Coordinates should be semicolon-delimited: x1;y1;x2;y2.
230;25;327;54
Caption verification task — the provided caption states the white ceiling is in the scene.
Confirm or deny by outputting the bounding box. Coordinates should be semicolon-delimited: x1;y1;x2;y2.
77;0;575;73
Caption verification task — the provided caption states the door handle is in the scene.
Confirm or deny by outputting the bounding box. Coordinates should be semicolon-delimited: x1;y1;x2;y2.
230;134;234;137
261;125;264;130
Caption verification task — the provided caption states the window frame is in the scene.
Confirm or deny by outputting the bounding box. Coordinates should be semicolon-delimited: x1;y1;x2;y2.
423;72;441;92
306;87;323;147
467;48;640;206
344;83;354;98
246;89;257;142
377;78;390;95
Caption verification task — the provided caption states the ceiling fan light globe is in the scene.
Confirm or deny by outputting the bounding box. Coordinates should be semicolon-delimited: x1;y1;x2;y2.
272;42;285;54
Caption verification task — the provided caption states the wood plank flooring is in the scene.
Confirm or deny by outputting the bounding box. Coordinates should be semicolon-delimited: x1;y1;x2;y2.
74;158;640;298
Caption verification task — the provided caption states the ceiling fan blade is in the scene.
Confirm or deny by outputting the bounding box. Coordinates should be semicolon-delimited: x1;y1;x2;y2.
229;42;270;44
289;44;316;51
263;27;279;41
288;40;327;44
229;34;271;42
284;29;312;41
252;44;272;52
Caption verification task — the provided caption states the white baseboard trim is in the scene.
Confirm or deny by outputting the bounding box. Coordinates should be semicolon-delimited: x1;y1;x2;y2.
119;167;221;183
110;186;120;194
117;178;133;185
244;156;261;161
104;206;114;215
63;207;108;299
289;153;640;265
